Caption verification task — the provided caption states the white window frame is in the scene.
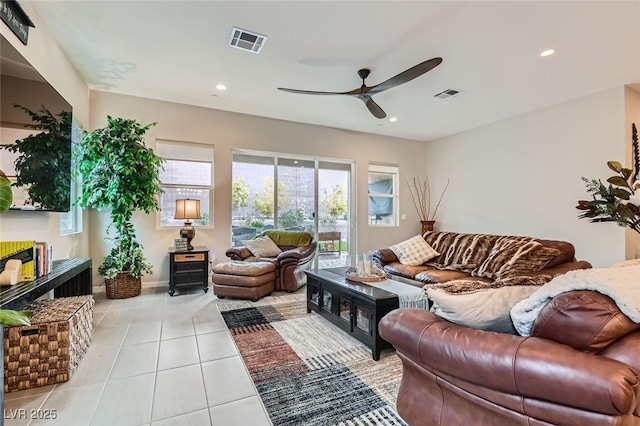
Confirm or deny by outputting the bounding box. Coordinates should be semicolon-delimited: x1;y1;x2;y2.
60;122;83;235
368;163;399;227
156;139;214;229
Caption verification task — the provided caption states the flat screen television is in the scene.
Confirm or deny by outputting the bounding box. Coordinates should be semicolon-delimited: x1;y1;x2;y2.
0;34;73;212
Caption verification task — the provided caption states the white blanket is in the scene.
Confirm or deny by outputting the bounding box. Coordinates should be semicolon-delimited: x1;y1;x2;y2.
510;265;640;336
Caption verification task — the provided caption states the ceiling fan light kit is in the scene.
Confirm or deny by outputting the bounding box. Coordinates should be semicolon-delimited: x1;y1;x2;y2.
278;57;443;119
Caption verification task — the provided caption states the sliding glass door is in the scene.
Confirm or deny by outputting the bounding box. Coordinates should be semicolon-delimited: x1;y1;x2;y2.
276;157;315;233
317;161;351;267
232;150;353;268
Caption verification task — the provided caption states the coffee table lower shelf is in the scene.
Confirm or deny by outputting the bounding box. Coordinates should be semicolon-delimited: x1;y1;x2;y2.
305;269;399;361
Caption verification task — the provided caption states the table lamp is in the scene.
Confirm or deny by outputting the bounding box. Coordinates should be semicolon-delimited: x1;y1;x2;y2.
174;198;201;250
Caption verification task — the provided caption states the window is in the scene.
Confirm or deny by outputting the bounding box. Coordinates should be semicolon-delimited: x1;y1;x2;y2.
60;122;83;235
368;164;399;226
156;140;214;228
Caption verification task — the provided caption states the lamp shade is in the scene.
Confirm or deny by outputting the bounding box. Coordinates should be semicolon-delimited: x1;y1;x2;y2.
174;198;201;220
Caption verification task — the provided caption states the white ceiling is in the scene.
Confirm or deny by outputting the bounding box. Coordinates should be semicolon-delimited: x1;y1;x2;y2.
30;1;640;142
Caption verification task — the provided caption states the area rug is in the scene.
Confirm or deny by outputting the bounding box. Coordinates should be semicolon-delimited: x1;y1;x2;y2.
218;292;407;426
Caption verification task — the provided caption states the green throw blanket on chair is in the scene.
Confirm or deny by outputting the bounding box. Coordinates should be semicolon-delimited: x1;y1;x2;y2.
260;230;312;247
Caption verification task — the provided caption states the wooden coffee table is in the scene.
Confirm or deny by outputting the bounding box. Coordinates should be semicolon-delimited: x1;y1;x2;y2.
305;267;406;360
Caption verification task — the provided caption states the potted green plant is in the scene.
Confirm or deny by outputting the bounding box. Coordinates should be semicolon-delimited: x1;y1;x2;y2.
3;105;72;211
74;116;164;299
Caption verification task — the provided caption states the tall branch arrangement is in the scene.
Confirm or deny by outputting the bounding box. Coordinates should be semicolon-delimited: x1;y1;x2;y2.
577;123;640;234
406;175;450;221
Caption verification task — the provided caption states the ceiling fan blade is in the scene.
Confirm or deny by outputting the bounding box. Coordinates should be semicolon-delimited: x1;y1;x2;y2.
363;97;386;119
368;57;442;95
278;87;352;96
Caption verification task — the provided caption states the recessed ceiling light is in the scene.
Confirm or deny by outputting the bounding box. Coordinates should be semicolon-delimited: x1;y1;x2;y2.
389;117;398;123
216;84;227;91
540;49;555;57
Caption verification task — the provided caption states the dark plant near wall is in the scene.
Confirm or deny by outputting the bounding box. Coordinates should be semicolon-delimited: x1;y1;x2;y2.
4;105;71;210
74;116;164;280
577;123;640;234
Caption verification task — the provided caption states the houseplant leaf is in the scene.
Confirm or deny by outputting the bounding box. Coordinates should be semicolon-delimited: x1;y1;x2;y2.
611;188;631;200
0;309;33;326
607;176;630;187
0;169;12;214
607;161;623;172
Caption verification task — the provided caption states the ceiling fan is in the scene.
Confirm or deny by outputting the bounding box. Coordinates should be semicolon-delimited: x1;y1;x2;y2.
278;57;443;119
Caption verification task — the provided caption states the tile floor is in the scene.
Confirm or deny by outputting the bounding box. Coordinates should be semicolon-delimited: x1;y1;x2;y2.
4;285;273;426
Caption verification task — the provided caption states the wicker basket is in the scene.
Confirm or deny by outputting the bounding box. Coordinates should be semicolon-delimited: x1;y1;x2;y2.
105;272;141;299
4;295;94;393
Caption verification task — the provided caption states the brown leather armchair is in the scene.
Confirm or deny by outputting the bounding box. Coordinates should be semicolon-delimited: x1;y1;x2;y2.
379;290;640;426
225;230;317;291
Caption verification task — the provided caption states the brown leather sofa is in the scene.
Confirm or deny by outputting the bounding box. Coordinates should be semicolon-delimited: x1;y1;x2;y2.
372;231;591;285
225;230;317;291
379;290;640;426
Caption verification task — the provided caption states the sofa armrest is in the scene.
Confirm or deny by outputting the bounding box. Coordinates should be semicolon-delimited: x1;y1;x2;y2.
380;308;640;416
277;241;317;265
372;248;398;267
226;247;252;260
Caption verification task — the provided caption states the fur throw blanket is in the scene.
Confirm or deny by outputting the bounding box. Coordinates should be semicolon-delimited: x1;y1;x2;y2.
511;265;640;336
428;275;552;295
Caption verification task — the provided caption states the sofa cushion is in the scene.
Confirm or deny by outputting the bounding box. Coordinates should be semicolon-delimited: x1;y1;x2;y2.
473;238;559;279
426;284;540;334
389;235;439;266
244;235;282;257
532;290;639;353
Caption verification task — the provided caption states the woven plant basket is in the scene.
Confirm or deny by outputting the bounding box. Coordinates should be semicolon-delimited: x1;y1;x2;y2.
105;272;141;299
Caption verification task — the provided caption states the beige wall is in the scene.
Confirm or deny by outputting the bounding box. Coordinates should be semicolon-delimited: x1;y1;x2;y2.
625;86;640;259
89;90;429;284
0;2;90;261
424;87;627;267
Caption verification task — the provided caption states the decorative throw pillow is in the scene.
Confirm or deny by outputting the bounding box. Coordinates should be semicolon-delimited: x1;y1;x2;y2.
426;285;540;334
244;235;282;257
389;236;440;266
473;239;559;279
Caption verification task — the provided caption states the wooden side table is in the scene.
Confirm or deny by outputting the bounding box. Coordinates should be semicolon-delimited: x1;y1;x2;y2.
168;246;209;296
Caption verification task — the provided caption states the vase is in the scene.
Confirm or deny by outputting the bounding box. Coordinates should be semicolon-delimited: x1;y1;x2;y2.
420;220;435;234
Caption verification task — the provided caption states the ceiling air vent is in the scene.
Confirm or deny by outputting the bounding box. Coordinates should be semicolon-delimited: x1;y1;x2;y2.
229;27;267;54
434;88;462;99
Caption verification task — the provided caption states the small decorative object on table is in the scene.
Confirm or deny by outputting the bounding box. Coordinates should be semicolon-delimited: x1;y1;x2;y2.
174;238;188;251
345;264;387;283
